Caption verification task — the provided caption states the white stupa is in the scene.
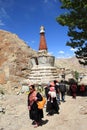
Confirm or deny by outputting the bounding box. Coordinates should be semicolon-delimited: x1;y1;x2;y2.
28;26;59;84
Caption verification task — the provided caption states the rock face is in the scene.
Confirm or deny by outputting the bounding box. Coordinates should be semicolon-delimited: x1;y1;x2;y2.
0;30;37;92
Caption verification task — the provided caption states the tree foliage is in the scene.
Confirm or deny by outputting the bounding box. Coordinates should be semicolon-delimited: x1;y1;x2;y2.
74;71;79;82
56;0;87;65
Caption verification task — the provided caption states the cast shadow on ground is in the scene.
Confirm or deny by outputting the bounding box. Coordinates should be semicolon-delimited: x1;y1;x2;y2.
40;119;49;126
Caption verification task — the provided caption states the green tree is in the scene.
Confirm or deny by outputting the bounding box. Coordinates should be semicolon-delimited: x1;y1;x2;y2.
74;71;79;82
56;0;87;65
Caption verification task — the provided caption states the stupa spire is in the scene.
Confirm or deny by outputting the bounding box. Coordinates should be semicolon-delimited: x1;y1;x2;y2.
38;26;48;51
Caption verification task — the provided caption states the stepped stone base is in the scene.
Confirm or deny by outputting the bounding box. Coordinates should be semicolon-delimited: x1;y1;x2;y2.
28;66;59;84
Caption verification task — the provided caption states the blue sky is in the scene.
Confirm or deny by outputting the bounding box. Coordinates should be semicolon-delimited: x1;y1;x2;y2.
0;0;75;58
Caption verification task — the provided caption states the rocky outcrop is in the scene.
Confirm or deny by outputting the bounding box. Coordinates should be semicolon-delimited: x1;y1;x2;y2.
0;30;37;92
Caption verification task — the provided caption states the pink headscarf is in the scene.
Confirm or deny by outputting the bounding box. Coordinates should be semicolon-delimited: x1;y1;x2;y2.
50;82;55;87
29;90;37;106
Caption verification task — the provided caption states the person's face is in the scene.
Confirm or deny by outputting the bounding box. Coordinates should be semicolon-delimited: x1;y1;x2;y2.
29;86;33;92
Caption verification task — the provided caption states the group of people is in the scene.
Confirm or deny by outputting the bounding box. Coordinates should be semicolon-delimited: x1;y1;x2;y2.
45;80;66;115
70;83;86;98
27;80;67;128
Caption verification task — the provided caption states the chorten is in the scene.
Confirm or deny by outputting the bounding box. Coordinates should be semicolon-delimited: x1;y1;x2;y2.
39;26;47;51
28;26;59;84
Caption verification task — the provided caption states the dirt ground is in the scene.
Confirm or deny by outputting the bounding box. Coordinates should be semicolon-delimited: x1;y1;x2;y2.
0;93;87;130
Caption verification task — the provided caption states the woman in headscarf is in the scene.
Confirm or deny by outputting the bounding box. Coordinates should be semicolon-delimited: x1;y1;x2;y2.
46;82;59;116
27;84;43;128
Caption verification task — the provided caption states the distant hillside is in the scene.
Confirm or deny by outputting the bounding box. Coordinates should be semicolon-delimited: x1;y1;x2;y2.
55;57;87;74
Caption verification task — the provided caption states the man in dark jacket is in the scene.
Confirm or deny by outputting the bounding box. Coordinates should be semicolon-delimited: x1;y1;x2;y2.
59;80;66;102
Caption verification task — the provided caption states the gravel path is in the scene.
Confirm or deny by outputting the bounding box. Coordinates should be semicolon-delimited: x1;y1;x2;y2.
0;94;87;130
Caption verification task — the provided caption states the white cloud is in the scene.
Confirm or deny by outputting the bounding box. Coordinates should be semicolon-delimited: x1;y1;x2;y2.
0;0;14;8
58;51;65;54
25;40;35;45
54;0;57;2
0;8;9;19
54;50;75;59
31;40;35;44
0;20;4;26
70;48;77;52
57;53;73;59
43;0;58;4
44;0;48;3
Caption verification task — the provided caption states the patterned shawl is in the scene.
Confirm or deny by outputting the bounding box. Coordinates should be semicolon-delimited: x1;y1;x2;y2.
29;90;37;106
